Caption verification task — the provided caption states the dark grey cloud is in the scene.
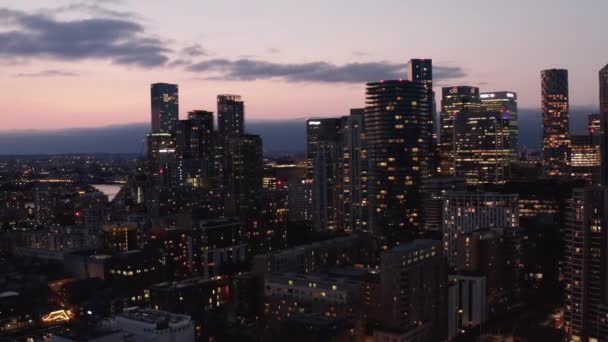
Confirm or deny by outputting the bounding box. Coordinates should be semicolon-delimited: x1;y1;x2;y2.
0;8;170;67
15;69;79;77
187;58;465;83
182;43;207;57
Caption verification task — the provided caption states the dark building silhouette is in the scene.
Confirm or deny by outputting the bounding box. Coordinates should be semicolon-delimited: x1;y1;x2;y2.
217;94;245;186
541;69;571;178
224;134;263;220
176;110;216;188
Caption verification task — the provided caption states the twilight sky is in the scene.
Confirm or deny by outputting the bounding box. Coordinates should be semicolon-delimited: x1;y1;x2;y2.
1;0;607;130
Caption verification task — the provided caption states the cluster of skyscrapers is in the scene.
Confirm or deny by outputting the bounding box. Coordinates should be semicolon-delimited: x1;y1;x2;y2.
147;85;262;223
8;60;607;341
304;59;608;341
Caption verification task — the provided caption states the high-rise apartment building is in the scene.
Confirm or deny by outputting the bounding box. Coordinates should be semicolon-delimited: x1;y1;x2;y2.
564;187;608;341
365;80;432;237
541;69;571;178
151;83;179;134
306;118;342;231
440;86;482;175
306;111;367;232
340;109;367;232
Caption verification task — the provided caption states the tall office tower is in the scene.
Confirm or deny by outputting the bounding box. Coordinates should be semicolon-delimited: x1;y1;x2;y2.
306;118;342;229
570;134;600;184
541;69;571;178
600;65;608;186
408;59;436;176
224;134;263;220
442;192;519;267
454;110;513;185
365;80;432;237
217;94;245;185
380;240;447;341
439;86;482;175
151;83;179;133
340;108;368;232
480;91;519;152
420;176;466;232
564;187;608;340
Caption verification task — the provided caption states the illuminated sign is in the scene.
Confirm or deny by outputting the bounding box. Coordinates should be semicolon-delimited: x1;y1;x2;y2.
506;93;515;98
42;309;72;323
308;121;321;126
449;87;459;94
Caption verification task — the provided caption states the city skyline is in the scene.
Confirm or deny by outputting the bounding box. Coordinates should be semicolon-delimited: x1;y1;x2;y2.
2;0;608;130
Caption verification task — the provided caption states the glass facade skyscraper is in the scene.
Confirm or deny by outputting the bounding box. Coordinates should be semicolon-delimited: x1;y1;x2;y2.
439;86;481;175
454;110;512;185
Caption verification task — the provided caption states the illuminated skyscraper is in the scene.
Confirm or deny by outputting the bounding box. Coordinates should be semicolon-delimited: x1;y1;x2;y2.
151;83;179;133
564;187;608;340
480;91;518;151
454;110;513;185
541;69;571;178
439;86;482;175
599;65;608;186
365;80;432;237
